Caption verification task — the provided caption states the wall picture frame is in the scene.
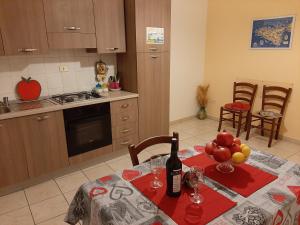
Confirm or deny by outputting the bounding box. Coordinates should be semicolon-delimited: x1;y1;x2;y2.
250;16;295;49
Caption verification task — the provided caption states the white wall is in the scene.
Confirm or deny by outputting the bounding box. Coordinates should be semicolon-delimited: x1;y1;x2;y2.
0;50;116;100
170;0;208;121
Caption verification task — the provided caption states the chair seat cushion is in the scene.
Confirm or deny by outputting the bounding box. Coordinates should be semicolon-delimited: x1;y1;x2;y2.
224;102;251;111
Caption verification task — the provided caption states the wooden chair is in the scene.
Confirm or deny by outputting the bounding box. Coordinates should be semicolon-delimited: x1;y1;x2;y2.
246;86;292;147
128;132;179;166
218;82;258;137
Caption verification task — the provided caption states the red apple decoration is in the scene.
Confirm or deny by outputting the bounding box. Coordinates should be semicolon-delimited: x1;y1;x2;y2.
216;131;234;147
229;143;242;155
213;146;231;163
17;77;41;101
205;142;217;155
233;138;241;146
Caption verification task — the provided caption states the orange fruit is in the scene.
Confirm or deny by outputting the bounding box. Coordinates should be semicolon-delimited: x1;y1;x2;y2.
241;145;251;158
232;152;246;164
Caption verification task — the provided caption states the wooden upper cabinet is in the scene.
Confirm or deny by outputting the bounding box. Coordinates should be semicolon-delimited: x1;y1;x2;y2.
135;0;171;53
0;0;48;55
0;30;4;55
18;111;69;178
0;119;29;188
94;0;126;53
43;0;96;49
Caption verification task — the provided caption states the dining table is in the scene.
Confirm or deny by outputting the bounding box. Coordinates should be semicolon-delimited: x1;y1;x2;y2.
65;145;300;225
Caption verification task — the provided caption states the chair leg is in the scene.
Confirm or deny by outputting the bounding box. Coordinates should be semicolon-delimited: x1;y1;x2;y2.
275;118;282;140
236;112;243;137
246;113;252;140
268;119;276;148
244;112;249;131
260;118;264;136
233;112;236;128
218;107;224;132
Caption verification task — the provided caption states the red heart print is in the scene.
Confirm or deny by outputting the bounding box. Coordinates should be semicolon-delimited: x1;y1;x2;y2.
122;170;141;181
98;175;113;183
89;187;108;199
272;193;286;203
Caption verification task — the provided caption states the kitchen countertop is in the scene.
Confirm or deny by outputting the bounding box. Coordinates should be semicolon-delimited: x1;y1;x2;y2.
0;91;139;121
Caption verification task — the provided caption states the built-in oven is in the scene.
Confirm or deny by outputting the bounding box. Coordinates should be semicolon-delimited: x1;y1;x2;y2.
63;103;112;157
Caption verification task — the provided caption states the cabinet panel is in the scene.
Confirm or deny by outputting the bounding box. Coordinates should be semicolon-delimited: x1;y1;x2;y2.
0;30;4;55
0;0;48;55
135;0;171;53
47;33;96;49
18;111;69;178
43;0;95;33
0;119;28;188
94;0;126;53
137;52;170;140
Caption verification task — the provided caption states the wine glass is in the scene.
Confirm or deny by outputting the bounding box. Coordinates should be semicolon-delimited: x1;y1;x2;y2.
150;156;163;189
188;166;204;204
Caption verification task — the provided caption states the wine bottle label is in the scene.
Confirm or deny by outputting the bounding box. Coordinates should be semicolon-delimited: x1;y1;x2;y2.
172;169;182;193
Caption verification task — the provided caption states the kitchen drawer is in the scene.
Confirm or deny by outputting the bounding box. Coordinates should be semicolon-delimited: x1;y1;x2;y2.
111;98;138;115
112;122;138;139
111;110;138;126
113;134;138;152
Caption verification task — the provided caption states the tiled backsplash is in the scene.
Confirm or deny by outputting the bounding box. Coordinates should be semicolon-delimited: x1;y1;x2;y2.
0;49;117;100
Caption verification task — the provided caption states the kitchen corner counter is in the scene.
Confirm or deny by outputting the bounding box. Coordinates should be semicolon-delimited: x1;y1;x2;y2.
0;91;139;121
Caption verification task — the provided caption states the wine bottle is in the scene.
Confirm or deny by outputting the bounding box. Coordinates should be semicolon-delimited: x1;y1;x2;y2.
166;138;182;197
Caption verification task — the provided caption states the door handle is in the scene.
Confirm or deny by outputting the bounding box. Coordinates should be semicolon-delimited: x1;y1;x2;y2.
64;26;81;31
18;48;38;53
121;116;129;121
106;47;119;51
120;129;131;134
150;55;159;59
149;47;158;51
121;104;129;109
120;140;130;145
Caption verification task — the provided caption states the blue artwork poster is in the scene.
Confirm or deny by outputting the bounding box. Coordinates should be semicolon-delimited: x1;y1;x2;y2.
251;16;295;49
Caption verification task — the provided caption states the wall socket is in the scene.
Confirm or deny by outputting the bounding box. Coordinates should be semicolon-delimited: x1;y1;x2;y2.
59;65;69;72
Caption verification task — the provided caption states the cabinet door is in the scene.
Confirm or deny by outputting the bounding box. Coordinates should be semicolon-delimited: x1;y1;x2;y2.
137;52;170;140
18;111;69;178
0;119;29;188
0;30;4;55
94;0;126;53
135;0;171;53
0;0;48;55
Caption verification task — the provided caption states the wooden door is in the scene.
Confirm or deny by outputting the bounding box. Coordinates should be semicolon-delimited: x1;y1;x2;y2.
135;0;171;53
0;30;4;55
0;119;29;188
137;52;170;140
0;0;48;55
43;0;96;49
94;0;126;53
18;111;69;178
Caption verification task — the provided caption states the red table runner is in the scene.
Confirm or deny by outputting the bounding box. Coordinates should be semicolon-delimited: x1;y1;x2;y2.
131;170;236;225
183;154;278;197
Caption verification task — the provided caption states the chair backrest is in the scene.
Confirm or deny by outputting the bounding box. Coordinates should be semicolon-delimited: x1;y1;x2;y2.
128;132;179;166
233;82;258;110
262;85;292;115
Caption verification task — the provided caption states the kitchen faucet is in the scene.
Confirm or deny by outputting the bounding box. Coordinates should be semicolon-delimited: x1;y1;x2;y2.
0;97;9;107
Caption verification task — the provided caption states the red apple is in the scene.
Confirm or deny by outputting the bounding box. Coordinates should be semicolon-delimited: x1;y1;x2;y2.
213;146;231;162
229;143;242;155
205;142;217;155
216;131;234;147
233;138;241;146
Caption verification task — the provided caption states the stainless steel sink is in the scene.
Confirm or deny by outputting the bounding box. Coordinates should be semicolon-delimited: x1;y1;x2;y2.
0;106;10;114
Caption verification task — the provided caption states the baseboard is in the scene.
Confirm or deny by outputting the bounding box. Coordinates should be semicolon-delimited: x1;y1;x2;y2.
170;115;197;125
207;114;300;144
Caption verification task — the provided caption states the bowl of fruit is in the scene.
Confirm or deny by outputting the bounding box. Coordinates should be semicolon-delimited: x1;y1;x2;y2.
205;130;251;174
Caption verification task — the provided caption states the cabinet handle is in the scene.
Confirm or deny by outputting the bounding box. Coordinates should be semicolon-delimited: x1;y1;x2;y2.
36;116;42;121
18;48;38;53
149;47;158;51
120;129;131;134
121;104;129;109
106;47;119;51
64;26;81;31
150;55;159;59
121;116;129;121
43;115;50;120
120;140;130;145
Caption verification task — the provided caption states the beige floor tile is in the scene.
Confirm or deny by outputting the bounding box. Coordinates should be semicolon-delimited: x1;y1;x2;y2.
0;191;28;215
107;156;133;171
25;180;61;205
37;214;81;225
287;153;300;164
30;195;68;224
265;146;299;159
0;207;34;225
63;190;78;205
82;163;115;181
55;171;88;193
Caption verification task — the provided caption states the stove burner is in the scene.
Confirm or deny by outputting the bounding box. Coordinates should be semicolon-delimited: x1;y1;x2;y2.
51;91;101;105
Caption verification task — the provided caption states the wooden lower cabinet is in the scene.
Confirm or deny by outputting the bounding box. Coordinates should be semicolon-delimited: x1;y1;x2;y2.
17;111;69;178
0;30;4;55
0;119;29;188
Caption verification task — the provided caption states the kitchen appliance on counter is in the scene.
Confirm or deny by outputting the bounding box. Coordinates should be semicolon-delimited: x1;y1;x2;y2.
51;91;101;105
63;103;112;157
